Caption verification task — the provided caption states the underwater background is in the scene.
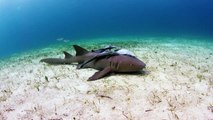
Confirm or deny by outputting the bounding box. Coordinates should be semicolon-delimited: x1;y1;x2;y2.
0;0;213;58
1;1;213;119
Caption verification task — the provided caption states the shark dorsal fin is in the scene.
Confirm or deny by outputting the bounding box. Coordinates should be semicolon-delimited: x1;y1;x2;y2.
63;51;73;59
73;45;89;56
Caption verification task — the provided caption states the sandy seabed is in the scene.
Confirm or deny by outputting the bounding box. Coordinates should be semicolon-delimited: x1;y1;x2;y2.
0;37;213;120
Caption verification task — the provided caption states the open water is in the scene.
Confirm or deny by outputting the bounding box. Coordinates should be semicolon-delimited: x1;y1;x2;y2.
0;0;213;58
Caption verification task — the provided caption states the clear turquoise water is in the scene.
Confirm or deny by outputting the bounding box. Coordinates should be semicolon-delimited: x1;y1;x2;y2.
0;0;213;58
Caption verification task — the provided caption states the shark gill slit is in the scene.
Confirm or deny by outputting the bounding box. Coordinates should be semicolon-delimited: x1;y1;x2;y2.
114;62;118;70
109;61;112;68
116;62;120;70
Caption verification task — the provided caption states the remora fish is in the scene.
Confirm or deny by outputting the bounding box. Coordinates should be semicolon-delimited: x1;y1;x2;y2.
40;45;146;81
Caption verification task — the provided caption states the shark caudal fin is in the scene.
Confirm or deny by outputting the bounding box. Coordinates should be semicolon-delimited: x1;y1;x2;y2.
73;45;89;56
63;51;73;59
40;51;73;64
40;58;68;65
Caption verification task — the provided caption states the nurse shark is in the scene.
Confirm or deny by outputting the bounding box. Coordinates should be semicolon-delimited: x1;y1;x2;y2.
40;45;146;81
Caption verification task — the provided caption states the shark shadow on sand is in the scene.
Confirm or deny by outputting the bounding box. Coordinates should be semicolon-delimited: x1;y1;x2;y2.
40;45;146;81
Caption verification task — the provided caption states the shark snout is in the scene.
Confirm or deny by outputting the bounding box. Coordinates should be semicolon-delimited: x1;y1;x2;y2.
141;61;146;68
127;60;146;72
141;62;146;69
136;61;146;70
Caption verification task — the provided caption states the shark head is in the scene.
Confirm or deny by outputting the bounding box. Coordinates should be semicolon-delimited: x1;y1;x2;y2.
131;58;146;70
109;55;146;72
126;57;146;72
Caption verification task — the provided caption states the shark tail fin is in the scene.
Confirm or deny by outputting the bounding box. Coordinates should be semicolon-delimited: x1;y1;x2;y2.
73;45;89;56
40;58;68;65
63;51;73;59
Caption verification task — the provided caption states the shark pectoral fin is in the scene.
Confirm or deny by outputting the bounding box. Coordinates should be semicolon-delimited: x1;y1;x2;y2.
88;67;112;81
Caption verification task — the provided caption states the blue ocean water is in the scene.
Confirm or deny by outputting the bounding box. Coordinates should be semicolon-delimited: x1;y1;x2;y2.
0;0;213;58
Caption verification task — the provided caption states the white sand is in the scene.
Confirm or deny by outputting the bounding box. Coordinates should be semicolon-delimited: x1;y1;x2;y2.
0;38;213;120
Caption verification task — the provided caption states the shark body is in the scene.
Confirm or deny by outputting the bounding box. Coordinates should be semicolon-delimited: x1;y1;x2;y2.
40;45;146;81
